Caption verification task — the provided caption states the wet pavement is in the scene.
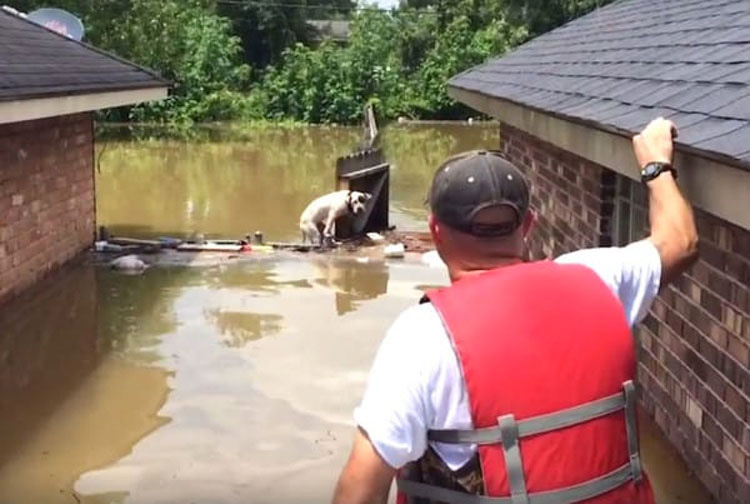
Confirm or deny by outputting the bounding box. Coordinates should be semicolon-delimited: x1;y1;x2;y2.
0;123;713;503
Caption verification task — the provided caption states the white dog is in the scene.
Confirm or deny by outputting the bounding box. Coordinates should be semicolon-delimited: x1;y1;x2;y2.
300;190;372;245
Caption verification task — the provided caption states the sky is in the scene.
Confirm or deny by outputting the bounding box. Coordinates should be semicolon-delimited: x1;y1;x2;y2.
369;0;401;8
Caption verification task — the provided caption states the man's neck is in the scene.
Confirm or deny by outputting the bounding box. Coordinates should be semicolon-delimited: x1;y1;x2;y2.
449;257;524;283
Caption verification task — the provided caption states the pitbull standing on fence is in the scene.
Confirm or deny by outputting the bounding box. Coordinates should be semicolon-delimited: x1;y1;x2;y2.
332;118;698;504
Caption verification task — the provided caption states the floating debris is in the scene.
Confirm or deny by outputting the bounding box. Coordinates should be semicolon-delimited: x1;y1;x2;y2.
384;243;405;258
366;232;386;243
110;254;148;272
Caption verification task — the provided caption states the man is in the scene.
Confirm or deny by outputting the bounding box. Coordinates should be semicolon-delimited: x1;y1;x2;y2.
333;118;698;504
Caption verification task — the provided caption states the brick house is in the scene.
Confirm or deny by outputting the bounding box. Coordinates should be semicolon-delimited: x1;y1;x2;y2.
0;8;168;303
449;0;750;502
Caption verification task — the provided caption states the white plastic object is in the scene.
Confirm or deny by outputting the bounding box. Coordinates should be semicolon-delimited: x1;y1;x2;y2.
384;243;405;258
366;232;386;243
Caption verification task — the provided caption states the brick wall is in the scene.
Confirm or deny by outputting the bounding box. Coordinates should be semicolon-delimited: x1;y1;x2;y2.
499;122;750;503
0;113;96;303
499;123;614;258
638;210;750;503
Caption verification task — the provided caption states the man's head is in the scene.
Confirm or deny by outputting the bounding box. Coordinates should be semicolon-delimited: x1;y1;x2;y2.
427;150;535;279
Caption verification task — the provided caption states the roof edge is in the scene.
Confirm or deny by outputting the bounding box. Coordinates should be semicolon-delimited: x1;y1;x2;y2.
448;85;750;232
0;86;169;125
447;82;750;171
1;7;170;87
0;82;170;104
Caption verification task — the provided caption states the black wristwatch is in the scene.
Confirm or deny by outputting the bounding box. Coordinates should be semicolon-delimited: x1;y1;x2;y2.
640;161;676;183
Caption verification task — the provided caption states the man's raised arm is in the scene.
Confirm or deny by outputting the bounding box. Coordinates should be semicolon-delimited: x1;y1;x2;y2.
633;118;699;285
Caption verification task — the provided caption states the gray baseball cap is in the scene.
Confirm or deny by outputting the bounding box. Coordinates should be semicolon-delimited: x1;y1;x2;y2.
428;150;530;237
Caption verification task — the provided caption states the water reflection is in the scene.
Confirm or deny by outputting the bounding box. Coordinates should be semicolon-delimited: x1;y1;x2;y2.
204;310;284;347
0;249;450;503
74;258;445;503
97;267;187;363
0;265;171;504
0;265;98;467
311;257;389;315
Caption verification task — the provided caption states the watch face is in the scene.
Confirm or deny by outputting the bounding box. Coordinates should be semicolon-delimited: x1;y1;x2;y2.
642;162;672;181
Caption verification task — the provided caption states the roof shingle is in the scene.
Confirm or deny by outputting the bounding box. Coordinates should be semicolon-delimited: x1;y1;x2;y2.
0;8;168;102
449;0;750;166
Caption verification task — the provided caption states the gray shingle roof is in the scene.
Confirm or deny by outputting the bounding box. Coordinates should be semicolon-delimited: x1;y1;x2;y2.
449;0;750;167
0;8;168;102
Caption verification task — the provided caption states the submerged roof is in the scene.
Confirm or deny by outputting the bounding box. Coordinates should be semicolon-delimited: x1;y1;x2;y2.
0;7;168;102
449;0;750;166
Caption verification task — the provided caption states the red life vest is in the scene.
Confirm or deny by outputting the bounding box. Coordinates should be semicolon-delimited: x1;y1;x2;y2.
397;261;654;504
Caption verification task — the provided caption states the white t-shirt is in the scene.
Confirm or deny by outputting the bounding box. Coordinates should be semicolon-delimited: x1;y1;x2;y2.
354;240;662;471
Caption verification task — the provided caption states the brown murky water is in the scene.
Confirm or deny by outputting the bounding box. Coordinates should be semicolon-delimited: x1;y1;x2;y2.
94;123;487;241
0;124;712;503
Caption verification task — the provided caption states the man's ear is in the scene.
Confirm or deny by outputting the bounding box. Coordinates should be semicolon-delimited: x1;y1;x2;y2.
428;214;442;244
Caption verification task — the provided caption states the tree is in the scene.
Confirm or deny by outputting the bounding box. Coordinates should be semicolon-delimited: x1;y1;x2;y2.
406;14;525;118
505;0;615;36
217;0;356;69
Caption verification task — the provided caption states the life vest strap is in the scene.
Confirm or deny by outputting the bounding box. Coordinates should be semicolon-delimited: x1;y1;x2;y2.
498;414;528;504
404;380;643;503
396;462;634;504
428;382;632;445
623;380;643;482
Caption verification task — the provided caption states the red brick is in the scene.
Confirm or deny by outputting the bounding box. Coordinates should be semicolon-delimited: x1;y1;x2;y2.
725;385;748;421
732;227;750;257
0;113;94;302
725;255;750;285
728;335;750;367
724;436;748;474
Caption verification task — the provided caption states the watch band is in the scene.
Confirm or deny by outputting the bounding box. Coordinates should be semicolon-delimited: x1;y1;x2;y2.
640;161;676;183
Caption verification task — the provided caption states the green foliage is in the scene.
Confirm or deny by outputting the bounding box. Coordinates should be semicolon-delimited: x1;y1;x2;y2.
97;0;251;123
217;0;355;69
504;0;616;36
405;15;525;118
253;7;525;124
259;11;404;124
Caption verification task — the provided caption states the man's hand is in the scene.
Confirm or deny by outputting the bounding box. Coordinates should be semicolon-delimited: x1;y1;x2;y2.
632;117;677;168
632;118;698;286
332;428;396;504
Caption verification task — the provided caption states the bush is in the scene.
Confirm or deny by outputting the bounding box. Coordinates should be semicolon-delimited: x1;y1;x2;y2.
251;9;525;124
256;11;404;124
99;0;251;123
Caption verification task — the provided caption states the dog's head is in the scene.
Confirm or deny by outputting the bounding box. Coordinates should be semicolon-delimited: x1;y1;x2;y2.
347;191;372;215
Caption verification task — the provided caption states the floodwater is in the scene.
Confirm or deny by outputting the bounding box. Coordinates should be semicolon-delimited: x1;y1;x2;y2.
0;124;712;503
94;123;481;241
